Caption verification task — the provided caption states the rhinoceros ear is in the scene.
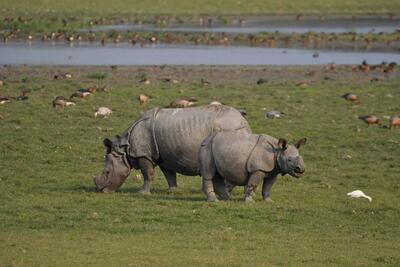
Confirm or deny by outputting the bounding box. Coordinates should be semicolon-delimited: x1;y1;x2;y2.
278;138;288;150
103;138;113;153
295;138;307;149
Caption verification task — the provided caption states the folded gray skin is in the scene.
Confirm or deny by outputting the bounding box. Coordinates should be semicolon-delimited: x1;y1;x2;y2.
199;131;306;202
93;105;251;194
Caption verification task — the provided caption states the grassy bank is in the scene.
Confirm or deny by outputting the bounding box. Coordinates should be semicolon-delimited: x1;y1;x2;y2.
0;65;399;266
1;0;399;16
1;0;398;46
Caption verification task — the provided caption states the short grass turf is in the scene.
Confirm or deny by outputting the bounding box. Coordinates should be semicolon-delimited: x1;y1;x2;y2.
1;0;398;44
0;66;399;266
1;0;399;16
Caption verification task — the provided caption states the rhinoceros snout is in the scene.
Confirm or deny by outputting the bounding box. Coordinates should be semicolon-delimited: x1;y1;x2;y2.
92;175;105;192
294;167;304;174
291;167;305;178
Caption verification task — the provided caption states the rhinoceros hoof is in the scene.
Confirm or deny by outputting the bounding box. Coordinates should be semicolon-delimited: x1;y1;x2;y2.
218;193;231;200
102;188;116;193
138;189;151;195
245;196;255;203
207;195;219;202
264;197;274;203
167;186;178;193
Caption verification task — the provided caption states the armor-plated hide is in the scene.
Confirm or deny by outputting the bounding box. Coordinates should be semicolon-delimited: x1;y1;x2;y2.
117;105;251;174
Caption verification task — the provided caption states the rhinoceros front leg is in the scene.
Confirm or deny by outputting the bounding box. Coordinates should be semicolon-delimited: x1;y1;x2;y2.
138;157;155;195
244;171;265;202
160;166;178;192
213;174;231;200
262;174;278;202
225;180;235;195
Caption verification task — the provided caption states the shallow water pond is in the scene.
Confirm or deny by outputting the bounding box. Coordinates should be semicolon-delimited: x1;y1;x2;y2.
86;16;400;34
0;42;398;66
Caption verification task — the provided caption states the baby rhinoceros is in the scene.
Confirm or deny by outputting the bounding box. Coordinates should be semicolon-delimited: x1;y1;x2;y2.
199;132;306;202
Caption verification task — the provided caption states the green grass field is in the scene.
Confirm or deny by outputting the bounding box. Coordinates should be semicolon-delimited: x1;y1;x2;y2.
0;66;399;266
1;0;399;44
1;0;399;16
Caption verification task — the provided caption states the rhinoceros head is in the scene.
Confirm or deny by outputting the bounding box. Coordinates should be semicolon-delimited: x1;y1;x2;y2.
93;137;131;192
276;138;306;178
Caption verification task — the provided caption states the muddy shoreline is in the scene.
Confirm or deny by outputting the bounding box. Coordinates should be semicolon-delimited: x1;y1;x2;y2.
1;15;399;52
1;65;398;89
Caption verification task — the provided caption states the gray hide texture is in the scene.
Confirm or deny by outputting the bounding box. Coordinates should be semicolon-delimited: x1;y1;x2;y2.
117;105;251;175
117;108;159;165
205;132;279;185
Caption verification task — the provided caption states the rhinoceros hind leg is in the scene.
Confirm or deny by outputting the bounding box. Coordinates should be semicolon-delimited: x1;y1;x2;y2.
138;157;155;195
160;166;178;191
199;135;219;201
202;178;218;202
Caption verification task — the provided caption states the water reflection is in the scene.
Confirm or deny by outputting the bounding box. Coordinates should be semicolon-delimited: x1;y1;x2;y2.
0;42;398;66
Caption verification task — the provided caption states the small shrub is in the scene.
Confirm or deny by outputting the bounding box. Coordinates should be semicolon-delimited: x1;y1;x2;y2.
88;72;107;80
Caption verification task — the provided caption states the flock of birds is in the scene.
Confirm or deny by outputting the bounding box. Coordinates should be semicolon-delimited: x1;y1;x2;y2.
3;14;398;51
1;61;399;129
1;62;397;203
0;89;29;104
341;92;400;129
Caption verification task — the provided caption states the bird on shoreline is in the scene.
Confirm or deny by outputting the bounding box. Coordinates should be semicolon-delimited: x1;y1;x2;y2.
137;94;152;105
94;107;112;118
0;95;11;104
53;96;75;108
358;115;381;126
389;116;400;128
341;93;358;102
70;88;95;99
266;110;284;119
16;90;30;101
347;190;372;202
168;97;198;108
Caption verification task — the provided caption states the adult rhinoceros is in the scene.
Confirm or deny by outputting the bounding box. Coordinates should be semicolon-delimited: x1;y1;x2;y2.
93;105;251;194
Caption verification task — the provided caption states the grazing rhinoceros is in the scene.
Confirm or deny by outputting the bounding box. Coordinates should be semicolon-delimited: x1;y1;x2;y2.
199;132;306;202
93;105;251;194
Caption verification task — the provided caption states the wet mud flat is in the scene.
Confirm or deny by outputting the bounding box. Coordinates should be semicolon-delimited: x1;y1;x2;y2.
89;15;400;34
2;16;399;51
